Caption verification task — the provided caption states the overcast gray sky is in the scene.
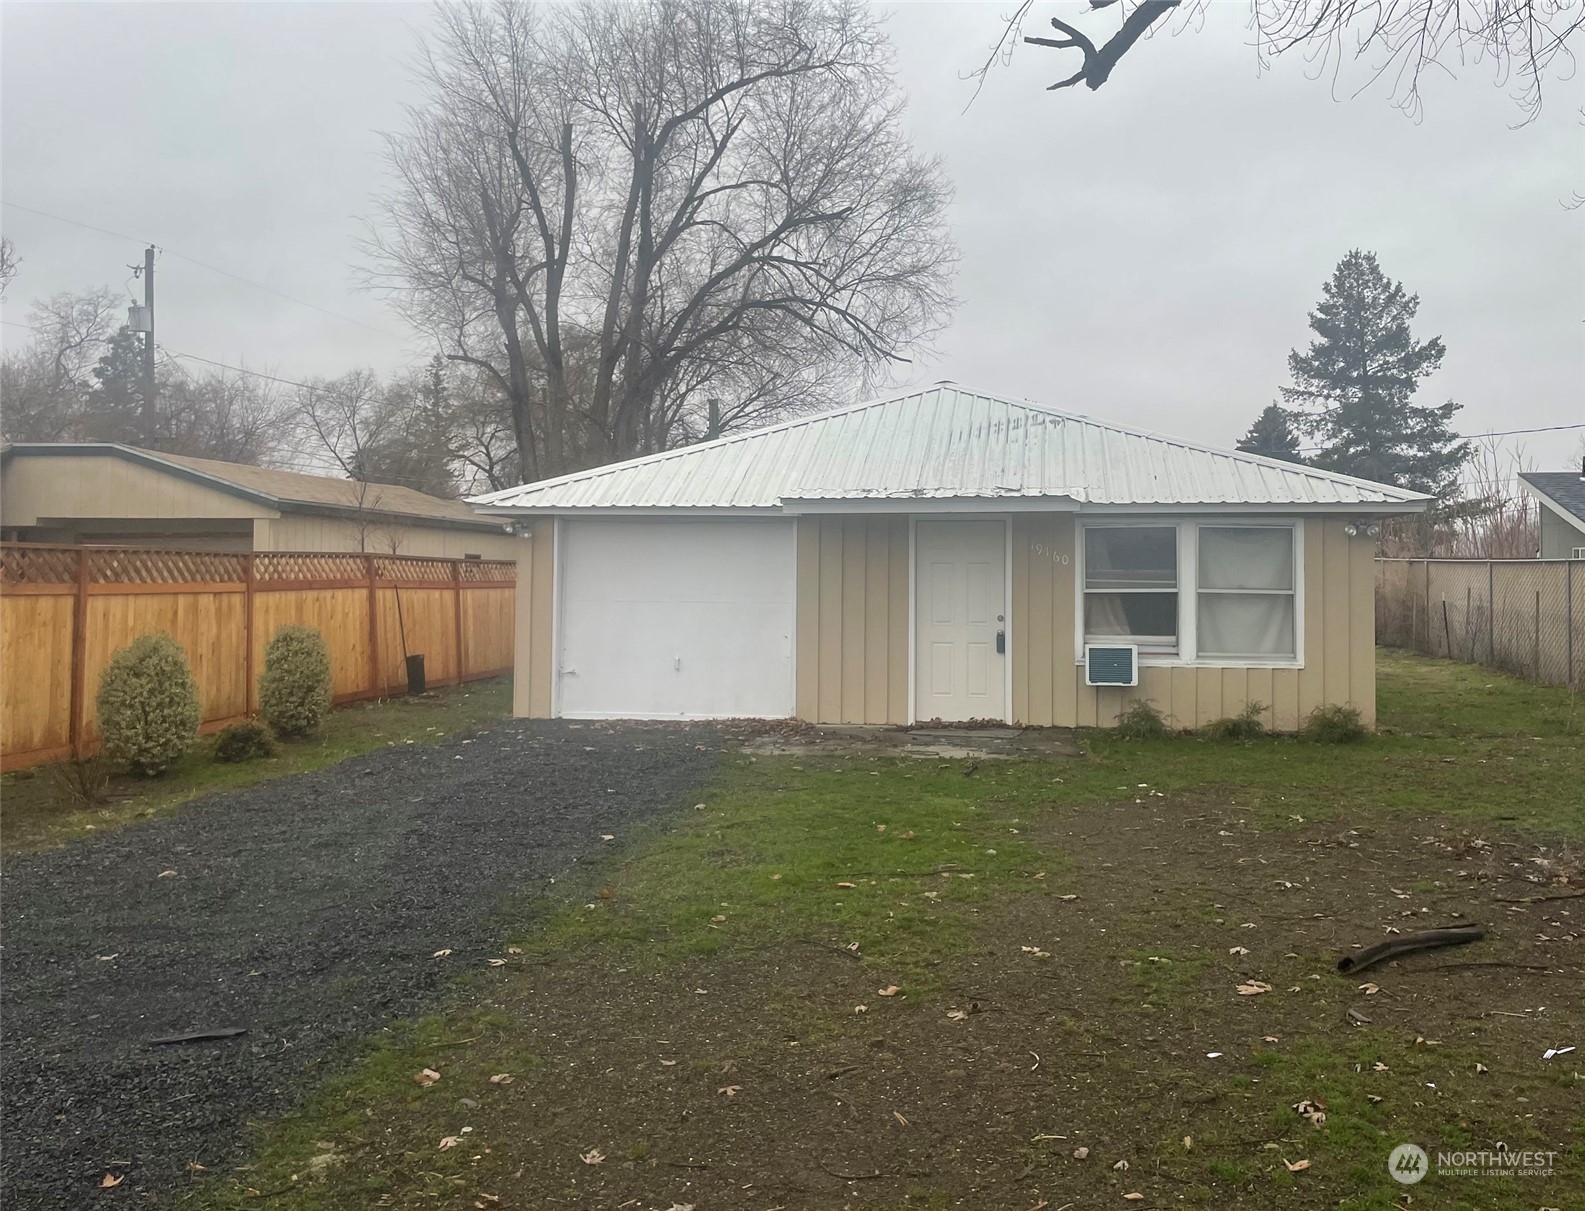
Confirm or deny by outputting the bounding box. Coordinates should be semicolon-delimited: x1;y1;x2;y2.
3;2;1581;472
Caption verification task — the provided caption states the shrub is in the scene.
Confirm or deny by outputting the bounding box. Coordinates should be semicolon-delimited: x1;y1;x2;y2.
53;754;114;806
258;624;333;738
1203;701;1268;742
215;720;277;763
95;632;201;776
1113;698;1168;740
1303;703;1367;743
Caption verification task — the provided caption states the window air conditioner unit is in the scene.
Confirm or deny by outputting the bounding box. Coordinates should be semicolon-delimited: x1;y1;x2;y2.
1084;643;1138;687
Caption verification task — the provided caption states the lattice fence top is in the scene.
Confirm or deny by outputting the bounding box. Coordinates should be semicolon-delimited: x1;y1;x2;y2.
375;555;455;582
0;545;80;585
460;559;515;583
0;544;515;588
88;548;248;585
255;552;369;583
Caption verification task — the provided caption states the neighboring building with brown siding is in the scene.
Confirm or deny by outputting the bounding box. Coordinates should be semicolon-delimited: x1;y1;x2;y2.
472;385;1429;732
1;443;521;560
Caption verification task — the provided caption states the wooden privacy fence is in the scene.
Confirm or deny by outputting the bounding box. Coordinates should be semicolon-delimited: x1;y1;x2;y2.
1376;557;1583;691
0;543;518;771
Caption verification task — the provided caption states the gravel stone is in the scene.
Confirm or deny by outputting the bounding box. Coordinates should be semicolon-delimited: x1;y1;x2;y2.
0;720;722;1207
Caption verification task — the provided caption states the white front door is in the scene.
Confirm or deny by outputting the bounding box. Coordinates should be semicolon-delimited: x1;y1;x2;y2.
914;520;1007;722
557;519;796;718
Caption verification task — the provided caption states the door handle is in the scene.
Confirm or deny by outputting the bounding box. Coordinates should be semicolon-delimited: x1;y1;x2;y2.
996;630;1005;655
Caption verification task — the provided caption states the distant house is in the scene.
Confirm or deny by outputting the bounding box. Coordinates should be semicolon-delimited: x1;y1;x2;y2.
1518;465;1585;560
0;442;520;559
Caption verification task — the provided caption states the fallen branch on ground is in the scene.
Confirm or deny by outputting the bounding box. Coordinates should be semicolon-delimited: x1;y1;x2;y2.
1336;924;1486;974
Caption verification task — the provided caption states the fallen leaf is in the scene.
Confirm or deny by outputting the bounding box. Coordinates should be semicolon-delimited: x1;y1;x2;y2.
946;1009;969;1021
1123;1194;1145;1202
432;949;453;958
1058;894;1078;901
893;1110;909;1126
486;958;508;967
877;985;901;997
600;834;615;842
488;1073;514;1084
853;1004;868;1014
1285;1158;1312;1173
1183;1135;1193;1150
659;1059;677;1067
835;882;857;889
1228;946;1250;956
439;1136;462;1150
1373;1061;1390;1072
414;1068;442;1086
710;915;727;922
158;870;177;878
579;1147;604;1165
1262;1035;1281;1043
717;1085;742;1097
1072;1146;1090;1159
1292;1098;1327;1127
1359;982;1381;996
475;1197;501;1209
185;1160;206;1173
506;946;522;955
1237;981;1274;996
1113;1159;1129;1171
100;1173;124;1188
1474;1062;1489;1074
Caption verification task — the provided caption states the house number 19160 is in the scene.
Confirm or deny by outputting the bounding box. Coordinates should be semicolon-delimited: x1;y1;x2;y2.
1030;543;1071;565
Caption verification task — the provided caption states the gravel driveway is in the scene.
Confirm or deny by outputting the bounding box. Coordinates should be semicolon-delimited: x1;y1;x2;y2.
1;720;724;1208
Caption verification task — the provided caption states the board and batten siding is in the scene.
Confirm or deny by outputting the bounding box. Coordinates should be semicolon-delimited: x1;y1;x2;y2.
1011;514;1376;730
512;519;557;719
512;512;1375;729
793;516;910;725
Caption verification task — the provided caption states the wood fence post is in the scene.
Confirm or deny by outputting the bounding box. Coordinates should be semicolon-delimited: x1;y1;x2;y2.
67;547;90;758
452;559;465;686
243;553;257;716
366;555;381;698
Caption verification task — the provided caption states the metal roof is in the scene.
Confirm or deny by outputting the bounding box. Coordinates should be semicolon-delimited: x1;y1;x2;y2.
470;386;1432;514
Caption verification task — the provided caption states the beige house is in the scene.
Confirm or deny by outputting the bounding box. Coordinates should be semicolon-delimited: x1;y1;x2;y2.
1;442;520;560
474;386;1430;732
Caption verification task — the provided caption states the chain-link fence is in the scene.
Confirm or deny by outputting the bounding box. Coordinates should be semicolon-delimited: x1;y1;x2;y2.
1376;558;1584;690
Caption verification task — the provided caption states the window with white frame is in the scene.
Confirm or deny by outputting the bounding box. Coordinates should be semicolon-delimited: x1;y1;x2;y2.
1197;526;1297;660
1083;526;1179;653
1080;522;1299;663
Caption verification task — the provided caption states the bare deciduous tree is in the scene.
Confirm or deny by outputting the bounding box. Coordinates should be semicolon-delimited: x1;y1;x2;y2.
368;0;957;482
1;288;123;442
0;236;19;299
978;0;1583;118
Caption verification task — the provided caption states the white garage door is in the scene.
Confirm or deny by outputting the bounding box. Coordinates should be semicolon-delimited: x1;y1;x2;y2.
557;519;796;719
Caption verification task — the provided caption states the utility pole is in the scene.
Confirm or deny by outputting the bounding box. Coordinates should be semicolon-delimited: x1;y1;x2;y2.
141;245;156;445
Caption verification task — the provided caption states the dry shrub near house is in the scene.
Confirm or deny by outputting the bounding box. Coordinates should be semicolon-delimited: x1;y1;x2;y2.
1303;703;1367;743
1113;699;1169;740
1202;701;1268;741
215;721;277;763
95;632;201;776
258;625;333;738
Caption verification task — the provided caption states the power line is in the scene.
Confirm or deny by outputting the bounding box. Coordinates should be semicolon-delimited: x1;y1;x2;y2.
162;347;320;393
1;199;409;342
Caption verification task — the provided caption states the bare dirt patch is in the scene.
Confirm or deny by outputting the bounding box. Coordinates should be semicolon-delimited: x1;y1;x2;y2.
249;791;1582;1210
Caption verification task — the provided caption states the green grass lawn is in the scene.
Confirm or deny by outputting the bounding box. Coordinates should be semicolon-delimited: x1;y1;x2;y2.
149;653;1585;1208
0;678;511;856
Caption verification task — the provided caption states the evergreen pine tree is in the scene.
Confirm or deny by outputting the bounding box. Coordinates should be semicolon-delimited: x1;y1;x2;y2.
1236;403;1304;463
83;325;146;444
1281;250;1469;498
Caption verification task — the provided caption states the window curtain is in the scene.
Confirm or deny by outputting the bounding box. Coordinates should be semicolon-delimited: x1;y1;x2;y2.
1197;528;1295;659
